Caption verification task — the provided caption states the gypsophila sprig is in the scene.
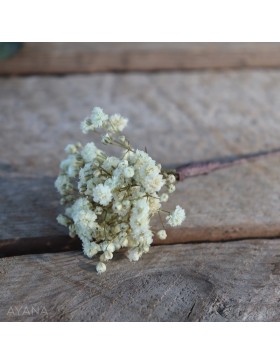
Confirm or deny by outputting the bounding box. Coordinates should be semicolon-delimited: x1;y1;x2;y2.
55;106;186;273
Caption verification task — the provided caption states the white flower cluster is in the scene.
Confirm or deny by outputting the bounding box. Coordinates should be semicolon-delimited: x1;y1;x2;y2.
55;107;186;273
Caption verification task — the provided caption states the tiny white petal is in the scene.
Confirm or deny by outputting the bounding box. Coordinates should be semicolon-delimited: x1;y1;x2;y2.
108;113;128;132
96;262;106;274
81;142;98;163
160;193;169;202
126;248;141;262
157;230;167;240
168;184;176;193
166;205;186;227
167;174;176;183
92;184;113;206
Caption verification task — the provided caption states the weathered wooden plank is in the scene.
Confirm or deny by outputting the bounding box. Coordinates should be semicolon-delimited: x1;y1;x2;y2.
1;157;280;256
1;240;280;321
2;71;280;176
1;71;280;253
3;43;280;75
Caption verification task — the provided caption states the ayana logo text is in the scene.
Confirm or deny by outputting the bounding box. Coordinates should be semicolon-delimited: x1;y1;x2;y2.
7;305;48;317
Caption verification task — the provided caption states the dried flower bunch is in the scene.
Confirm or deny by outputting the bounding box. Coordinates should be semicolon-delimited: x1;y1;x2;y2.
55;107;185;273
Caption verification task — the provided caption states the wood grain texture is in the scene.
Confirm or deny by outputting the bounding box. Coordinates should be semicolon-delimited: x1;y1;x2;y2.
2;71;280;176
2;43;280;75
1;160;280;256
1;71;280;254
1;240;280;321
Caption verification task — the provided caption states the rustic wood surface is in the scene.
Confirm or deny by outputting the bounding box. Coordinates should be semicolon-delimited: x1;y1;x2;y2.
1;71;280;254
1;240;280;322
1;69;280;322
2;71;280;176
1;159;280;256
2;43;280;75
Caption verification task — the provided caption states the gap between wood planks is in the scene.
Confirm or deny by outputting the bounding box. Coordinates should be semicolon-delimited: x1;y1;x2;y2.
2;234;280;258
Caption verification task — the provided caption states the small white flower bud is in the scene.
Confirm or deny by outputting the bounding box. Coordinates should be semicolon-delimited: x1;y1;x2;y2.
93;170;101;177
120;223;129;230
121;238;128;247
99;254;106;262
112;225;121;234
166;205;186;227
114;241;122;250
93;160;100;167
100;241;109;251
126;248;140;262
118;160;128;168
157;230;167;240
109;114;128;132
65;144;78;154
107;243;115;253
113;202;122;212
124;166;134;178
168;184;176;193
95;206;103;215
102;133;113;144
69;225;76;238
105;251;113;260
81;117;93;134
100;251;113;261
142;245;150;253
122;200;131;210
96;262;106;274
56;214;71;227
167;174;176;183
160;193;169;202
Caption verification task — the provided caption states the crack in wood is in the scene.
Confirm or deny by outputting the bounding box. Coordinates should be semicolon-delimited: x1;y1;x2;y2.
187;302;196;319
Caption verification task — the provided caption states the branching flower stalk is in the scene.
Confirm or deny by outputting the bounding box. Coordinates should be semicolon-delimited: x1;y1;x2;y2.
55;107;185;273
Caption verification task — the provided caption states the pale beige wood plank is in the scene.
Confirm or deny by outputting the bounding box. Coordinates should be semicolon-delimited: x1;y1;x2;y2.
1;240;280;321
2;43;280;74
